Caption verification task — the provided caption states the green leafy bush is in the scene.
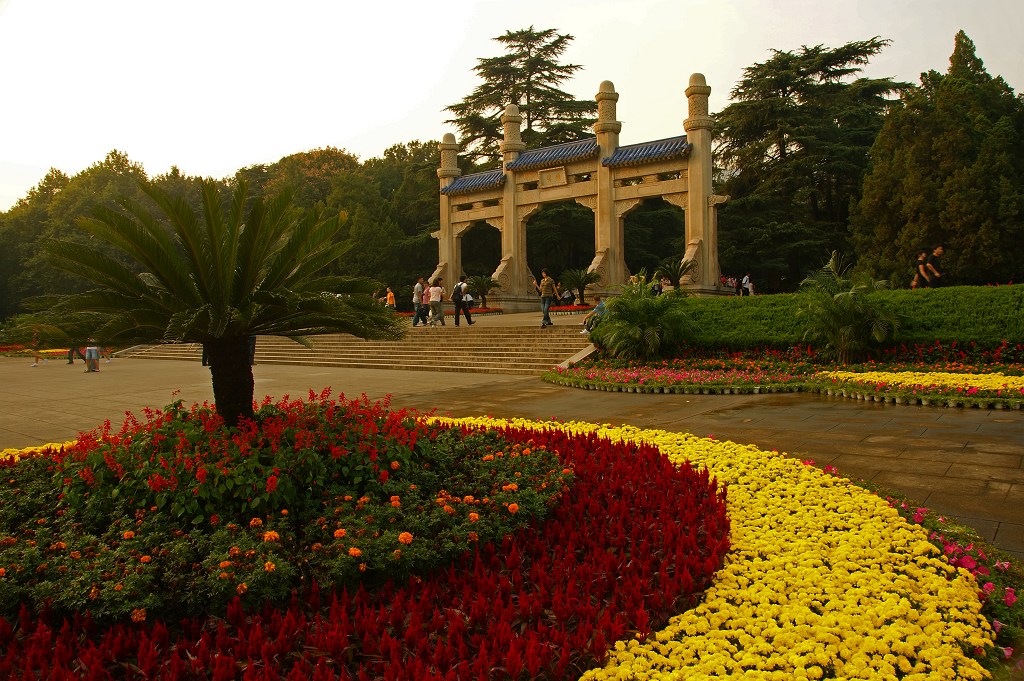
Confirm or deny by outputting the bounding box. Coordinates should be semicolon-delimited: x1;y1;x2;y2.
0;393;572;621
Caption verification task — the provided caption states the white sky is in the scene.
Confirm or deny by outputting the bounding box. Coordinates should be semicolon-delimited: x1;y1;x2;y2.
0;0;1021;211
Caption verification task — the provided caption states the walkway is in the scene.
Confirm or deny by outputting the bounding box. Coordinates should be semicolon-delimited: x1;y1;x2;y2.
3;319;1023;559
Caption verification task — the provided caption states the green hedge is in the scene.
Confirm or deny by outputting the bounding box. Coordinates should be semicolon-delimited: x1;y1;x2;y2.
678;285;1024;350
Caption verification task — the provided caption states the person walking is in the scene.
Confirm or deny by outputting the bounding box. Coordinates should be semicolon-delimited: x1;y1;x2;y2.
451;275;475;327
30;331;46;367
925;244;946;287
532;269;560;328
428;278;446;327
911;249;930;289
412;277;425;327
84;339;100;373
384;287;396;310
741;272;751;296
417;279;432;326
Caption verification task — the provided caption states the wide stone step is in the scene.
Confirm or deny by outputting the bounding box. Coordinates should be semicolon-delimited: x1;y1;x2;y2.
120;327;593;375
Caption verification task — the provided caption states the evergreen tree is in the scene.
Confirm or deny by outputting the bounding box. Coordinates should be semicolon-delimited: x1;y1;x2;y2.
445;26;597;167
851;31;1024;286
714;38;907;290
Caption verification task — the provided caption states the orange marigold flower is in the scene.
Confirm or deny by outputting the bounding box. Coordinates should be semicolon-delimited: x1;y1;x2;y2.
502;483;518;492
508;503;519;514
311;543;323;551
408;484;416;490
280;509;288;516
219;560;232;569
236;583;248;595
463;495;475;504
333;528;346;539
468;512;479;522
219;572;229;579
264;561;275;572
467;532;479;542
89;586;100;600
343;495;353;501
358;562;367;572
70;551;82;560
482;454;494;461
131;608;147;622
398;532;413;545
122;531;135;540
262;531;280;542
392;550;402;560
249;518;263;528
54;541;67;550
229;546;241;557
562;468;571;475
139;555;152;563
0;568;6;578
443;505;455;514
522;448;531;455
113;583;122;591
358;496;370;504
348;547;362;558
390;460;400;470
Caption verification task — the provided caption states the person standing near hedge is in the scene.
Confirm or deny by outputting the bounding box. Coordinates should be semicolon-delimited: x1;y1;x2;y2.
428;278;446;327
926;244;946;287
911;249;930;289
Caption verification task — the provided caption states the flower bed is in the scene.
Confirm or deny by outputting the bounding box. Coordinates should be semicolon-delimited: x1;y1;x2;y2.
545;357;1024;408
0;402;730;679
809;370;1024;408
550;304;593;316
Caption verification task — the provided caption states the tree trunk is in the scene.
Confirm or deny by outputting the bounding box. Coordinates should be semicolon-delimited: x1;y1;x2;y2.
205;336;255;429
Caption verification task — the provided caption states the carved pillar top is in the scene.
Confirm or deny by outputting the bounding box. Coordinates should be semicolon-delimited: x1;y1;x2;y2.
501;104;525;163
593;80;622;136
684;73;713;132
437;133;461;181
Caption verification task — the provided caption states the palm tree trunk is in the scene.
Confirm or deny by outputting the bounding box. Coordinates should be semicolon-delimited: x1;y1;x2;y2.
205;336;255;428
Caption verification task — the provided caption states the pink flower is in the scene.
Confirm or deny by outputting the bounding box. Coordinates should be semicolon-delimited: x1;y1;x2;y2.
1005;587;1017;608
1002;647;1014;659
982;582;996;595
992;619;1003;634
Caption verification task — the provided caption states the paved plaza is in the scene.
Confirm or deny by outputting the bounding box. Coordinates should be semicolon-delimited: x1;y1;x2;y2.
3;336;1023;559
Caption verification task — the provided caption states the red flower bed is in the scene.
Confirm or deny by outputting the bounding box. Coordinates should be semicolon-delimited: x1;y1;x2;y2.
0;424;729;680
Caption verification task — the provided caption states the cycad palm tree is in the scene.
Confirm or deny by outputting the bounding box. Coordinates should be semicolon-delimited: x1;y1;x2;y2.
465;274;501;309
590;271;692;360
654;257;697;293
36;179;404;427
798;251;899;365
558;268;601;305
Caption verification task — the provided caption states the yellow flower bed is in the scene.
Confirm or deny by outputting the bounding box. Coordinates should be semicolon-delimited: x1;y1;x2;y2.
0;441;73;463
817;370;1024;394
442;417;993;681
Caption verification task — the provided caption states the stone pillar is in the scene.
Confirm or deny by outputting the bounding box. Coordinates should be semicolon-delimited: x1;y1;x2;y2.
492;104;533;298
433;133;462;285
589;81;628;288
683;73;725;292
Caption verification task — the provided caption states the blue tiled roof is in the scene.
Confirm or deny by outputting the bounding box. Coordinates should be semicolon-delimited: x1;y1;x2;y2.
441;169;506;196
603;136;691;168
505;138;600;171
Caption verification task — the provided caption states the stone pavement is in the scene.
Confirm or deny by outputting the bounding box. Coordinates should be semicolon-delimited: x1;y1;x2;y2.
3;337;1023;559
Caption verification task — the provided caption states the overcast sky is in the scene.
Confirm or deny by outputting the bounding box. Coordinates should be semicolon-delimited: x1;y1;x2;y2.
0;0;1021;211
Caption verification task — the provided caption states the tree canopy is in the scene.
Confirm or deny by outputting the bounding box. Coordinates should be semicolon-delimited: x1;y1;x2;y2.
445;26;597;168
714;38;908;290
850;31;1024;286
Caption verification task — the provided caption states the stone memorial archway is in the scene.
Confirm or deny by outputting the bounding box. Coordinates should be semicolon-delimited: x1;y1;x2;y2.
434;73;728;310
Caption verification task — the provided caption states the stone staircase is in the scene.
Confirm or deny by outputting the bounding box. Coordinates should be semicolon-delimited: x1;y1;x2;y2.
118;326;594;376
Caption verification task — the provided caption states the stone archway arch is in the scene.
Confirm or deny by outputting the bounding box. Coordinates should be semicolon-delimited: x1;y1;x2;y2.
435;74;730;311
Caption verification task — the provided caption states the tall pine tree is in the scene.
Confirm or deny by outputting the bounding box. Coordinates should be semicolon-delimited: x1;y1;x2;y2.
445;27;597;168
714;38;907;290
851;31;1024;286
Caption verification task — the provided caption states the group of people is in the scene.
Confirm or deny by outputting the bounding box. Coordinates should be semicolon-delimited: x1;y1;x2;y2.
722;274;754;296
410;276;476;328
911;244;946;289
